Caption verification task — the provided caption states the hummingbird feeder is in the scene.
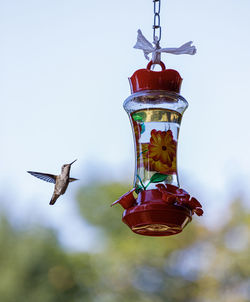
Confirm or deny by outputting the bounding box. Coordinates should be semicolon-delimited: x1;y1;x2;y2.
112;0;203;236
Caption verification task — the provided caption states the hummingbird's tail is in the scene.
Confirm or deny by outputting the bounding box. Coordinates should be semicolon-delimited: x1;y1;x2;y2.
49;194;60;205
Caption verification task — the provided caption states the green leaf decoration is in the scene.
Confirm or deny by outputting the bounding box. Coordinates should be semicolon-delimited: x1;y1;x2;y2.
135;185;143;194
132;112;146;122
149;173;168;183
137;149;148;159
140;123;145;134
136;174;146;190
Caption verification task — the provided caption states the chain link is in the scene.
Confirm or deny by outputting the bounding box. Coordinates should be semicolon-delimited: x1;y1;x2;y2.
153;0;161;46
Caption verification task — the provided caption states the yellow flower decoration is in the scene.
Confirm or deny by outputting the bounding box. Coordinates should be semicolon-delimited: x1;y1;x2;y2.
148;129;177;167
150;156;176;174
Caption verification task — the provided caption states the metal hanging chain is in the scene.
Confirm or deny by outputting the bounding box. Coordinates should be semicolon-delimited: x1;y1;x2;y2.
153;0;162;47
133;0;196;63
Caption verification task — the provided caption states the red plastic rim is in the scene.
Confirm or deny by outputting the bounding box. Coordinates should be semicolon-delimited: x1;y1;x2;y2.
122;202;192;236
122;189;192;236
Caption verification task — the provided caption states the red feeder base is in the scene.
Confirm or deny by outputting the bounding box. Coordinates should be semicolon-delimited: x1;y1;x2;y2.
122;189;192;236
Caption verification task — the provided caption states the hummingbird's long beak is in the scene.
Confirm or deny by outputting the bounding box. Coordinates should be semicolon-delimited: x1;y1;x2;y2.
69;159;77;165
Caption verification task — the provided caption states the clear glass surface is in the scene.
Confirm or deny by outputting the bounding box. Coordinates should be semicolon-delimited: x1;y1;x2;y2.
124;90;188;191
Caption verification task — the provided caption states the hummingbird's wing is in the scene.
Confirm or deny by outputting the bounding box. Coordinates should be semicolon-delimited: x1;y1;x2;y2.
69;178;78;182
27;171;56;184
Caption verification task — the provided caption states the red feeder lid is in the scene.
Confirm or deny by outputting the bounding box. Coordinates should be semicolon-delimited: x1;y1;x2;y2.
129;61;183;94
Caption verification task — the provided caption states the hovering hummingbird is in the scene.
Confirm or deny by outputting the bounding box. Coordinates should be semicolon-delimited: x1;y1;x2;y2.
27;159;78;205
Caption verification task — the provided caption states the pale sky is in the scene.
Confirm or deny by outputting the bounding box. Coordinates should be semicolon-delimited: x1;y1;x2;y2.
0;0;250;250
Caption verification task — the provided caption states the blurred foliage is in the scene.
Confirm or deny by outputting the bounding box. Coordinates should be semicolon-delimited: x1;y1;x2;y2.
0;183;250;301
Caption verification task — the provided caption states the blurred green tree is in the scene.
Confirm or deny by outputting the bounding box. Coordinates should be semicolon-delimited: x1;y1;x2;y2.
77;183;250;302
0;183;249;302
0;215;97;302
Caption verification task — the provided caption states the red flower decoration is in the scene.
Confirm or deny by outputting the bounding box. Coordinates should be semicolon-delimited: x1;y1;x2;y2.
194;208;203;216
156;184;203;216
111;188;136;209
187;197;203;216
156;184;176;203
